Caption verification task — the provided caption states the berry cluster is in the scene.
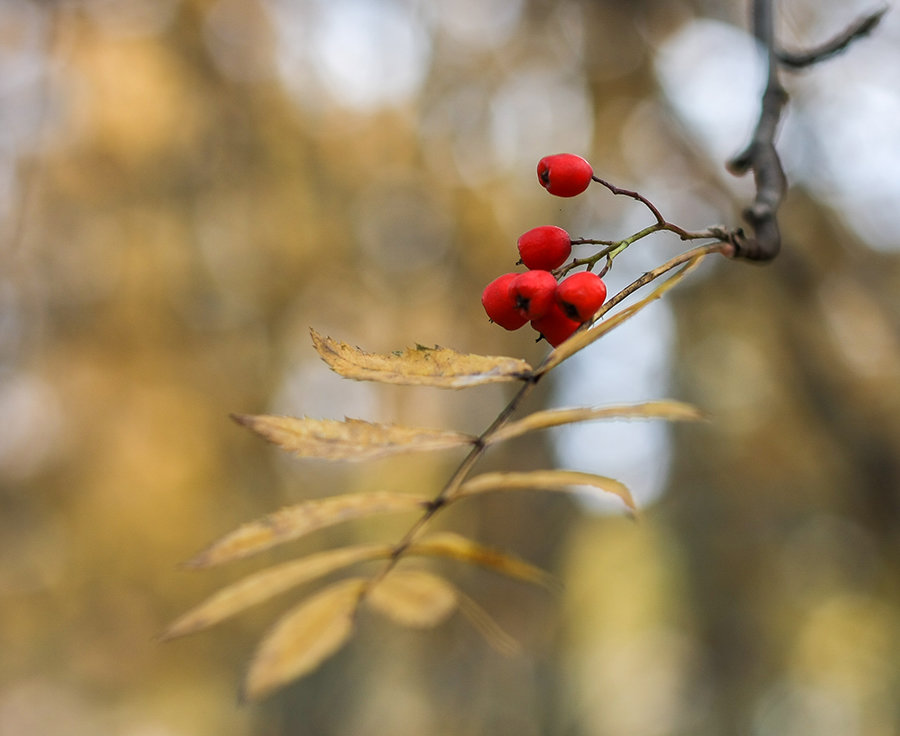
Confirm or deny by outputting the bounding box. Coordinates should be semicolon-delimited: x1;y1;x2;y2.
481;154;607;347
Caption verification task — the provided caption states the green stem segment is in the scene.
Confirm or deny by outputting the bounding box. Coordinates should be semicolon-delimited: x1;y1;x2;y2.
557;220;732;279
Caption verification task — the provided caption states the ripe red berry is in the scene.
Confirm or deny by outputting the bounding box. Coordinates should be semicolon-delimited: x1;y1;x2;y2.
482;273;528;330
517;226;572;271
531;301;582;347
536;154;593;197
556;271;607;322
509;270;558;321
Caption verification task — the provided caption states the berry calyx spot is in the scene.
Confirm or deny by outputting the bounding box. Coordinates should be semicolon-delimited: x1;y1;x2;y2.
509;270;558;321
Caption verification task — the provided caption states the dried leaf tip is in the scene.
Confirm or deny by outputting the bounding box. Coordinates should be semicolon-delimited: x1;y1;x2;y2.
230;412;253;427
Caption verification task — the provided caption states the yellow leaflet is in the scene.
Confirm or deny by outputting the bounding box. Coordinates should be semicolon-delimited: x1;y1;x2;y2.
311;329;533;388
409;532;555;588
487;400;705;445
162;544;392;640
243;578;366;702
233;413;475;461
185;492;429;568
455;470;636;512
366;569;458;628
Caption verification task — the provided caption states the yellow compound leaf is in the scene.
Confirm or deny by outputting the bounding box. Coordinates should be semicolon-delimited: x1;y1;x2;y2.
243;578;365;702
455;470;636;513
366;569;458;628
487;400;705;445
408;532;555;588
232;413;475;461
162;543;392;640
538;256;705;374
185;492;429;568
311;329;533;388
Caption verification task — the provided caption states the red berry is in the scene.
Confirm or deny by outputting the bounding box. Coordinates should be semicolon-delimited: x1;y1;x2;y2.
517;226;572;270
482;273;528;330
531;301;582;347
556;271;607;322
536;154;593;197
509;270;558;321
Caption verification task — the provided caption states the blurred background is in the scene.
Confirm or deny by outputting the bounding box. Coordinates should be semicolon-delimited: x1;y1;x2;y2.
2;0;899;733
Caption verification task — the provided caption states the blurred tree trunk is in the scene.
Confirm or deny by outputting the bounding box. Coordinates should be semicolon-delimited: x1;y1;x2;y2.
667;192;900;731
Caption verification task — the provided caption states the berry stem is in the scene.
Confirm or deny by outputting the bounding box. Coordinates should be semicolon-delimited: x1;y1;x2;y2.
551;176;749;279
592;175;668;226
556;218;729;279
570;237;617;247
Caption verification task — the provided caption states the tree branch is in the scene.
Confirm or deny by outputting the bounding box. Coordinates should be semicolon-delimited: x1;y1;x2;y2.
726;0;787;262
726;2;886;262
777;6;887;69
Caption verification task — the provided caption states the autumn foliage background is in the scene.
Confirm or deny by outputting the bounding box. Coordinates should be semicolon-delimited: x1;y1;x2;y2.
2;1;900;734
